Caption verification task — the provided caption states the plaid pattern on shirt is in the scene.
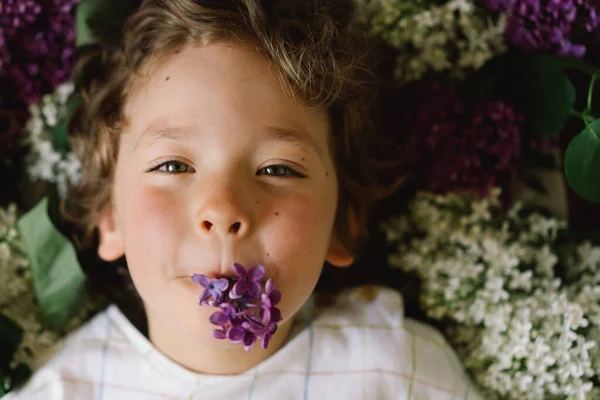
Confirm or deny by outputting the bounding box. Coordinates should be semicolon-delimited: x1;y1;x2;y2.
3;286;482;400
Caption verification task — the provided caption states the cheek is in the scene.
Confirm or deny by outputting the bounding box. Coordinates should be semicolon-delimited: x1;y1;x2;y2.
121;186;182;245
269;190;334;250
263;190;336;312
116;184;186;287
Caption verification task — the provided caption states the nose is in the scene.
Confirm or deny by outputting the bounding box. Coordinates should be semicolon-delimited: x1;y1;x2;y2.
194;181;252;240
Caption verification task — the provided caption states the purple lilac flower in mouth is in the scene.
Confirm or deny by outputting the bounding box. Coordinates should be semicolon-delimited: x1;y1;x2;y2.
192;263;283;351
191;274;229;306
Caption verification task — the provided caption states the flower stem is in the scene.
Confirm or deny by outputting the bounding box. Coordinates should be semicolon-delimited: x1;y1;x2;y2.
588;75;597;112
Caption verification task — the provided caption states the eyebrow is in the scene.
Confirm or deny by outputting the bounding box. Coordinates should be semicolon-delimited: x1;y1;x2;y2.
134;125;196;151
134;124;324;161
261;126;324;161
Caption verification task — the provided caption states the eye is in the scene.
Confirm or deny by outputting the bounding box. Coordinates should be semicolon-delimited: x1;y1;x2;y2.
257;164;307;179
149;160;195;174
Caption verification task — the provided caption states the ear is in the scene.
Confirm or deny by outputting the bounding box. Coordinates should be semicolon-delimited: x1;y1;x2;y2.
325;207;359;268
97;205;125;261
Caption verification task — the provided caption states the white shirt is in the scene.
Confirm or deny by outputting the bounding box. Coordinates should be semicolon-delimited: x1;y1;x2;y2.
3;286;482;399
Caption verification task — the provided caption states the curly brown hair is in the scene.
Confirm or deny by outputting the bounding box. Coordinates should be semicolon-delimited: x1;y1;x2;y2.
66;0;402;258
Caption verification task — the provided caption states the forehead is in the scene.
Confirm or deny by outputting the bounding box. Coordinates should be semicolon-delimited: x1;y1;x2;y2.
123;42;331;151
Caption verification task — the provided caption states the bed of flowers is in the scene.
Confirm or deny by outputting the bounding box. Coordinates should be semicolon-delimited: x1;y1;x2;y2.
2;0;600;398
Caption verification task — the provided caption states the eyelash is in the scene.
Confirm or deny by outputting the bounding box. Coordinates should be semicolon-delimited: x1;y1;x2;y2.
147;160;307;179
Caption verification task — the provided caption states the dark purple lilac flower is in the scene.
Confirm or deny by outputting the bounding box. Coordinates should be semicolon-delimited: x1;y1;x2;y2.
464;101;523;172
191;275;229;306
193;263;283;351
230;263;265;299
397;82;524;195
209;303;236;326
259;322;278;350
227;321;258;351
483;0;600;57
0;0;79;104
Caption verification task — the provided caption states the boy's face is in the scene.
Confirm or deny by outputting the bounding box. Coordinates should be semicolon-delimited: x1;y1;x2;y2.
97;43;352;347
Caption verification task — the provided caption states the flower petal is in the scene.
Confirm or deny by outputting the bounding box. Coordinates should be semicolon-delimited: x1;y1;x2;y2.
261;334;271;350
260;293;271;309
243;330;257;347
232;263;247;277
198;289;212;305
209;311;230;326
248;281;261;298
248;264;265;281
269;289;282;306
261;307;271;325
227;326;245;342
270;307;282;323
212;329;227;339
191;274;210;287
265;278;275;294
212;278;229;291
230;280;248;298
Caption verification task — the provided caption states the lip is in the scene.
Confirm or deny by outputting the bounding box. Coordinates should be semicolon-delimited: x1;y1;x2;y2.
182;262;267;281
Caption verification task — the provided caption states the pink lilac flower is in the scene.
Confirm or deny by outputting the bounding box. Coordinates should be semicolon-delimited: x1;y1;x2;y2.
192;263;283;351
483;0;600;57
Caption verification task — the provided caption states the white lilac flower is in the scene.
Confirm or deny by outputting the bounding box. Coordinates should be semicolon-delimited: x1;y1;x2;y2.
0;204;105;370
24;81;81;198
383;189;597;399
354;0;507;84
447;282;595;400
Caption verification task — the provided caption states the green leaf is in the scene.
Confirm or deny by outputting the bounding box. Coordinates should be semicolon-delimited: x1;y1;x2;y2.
76;0;139;48
50;93;81;153
0;375;7;397
521;55;576;137
17;198;86;332
0;314;23;371
564;119;600;202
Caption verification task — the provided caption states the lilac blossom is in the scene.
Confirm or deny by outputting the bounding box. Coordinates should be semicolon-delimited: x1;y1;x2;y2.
230;263;265;299
260;278;282;325
0;0;79;104
192;263;283;351
398;83;524;195
191;275;229;306
482;0;600;57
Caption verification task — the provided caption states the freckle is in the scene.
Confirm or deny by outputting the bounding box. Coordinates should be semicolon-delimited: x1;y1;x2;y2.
325;172;329;177
256;201;260;205
302;158;305;161
274;212;279;216
165;76;170;81
266;252;270;256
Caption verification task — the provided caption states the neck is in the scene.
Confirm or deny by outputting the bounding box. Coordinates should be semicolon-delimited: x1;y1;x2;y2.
146;310;295;375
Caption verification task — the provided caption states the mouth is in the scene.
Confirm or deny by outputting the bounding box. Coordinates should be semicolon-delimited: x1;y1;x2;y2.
188;262;283;352
183;262;269;281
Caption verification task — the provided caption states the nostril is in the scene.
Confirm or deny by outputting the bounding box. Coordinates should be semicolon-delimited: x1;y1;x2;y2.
230;222;241;233
203;221;213;231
